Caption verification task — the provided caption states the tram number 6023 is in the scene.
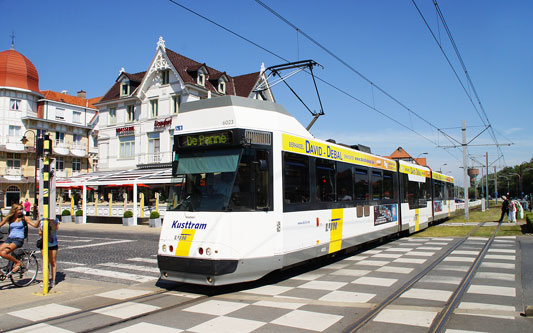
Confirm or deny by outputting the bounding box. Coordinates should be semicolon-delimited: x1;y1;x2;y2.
222;119;234;126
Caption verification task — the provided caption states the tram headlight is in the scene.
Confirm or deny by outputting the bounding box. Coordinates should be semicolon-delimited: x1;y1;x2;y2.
206;247;212;256
162;244;167;252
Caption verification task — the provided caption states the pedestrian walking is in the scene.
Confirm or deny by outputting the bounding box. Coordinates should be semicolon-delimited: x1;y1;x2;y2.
23;199;31;216
509;200;517;223
38;218;60;289
497;196;509;222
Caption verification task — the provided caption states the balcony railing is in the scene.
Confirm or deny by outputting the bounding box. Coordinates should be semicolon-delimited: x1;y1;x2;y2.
137;151;172;165
5;167;22;176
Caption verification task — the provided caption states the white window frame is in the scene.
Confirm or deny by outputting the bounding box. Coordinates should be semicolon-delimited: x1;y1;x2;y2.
56;132;65;144
56;108;65;120
109;107;117;125
10;99;21;110
126;105;135;123
7;153;21;169
161;70;170;85
218;80;226;94
55;157;65;171
197;73;205;86
72;158;81;171
150;100;158;118
8;125;20;137
73;111;82;123
172;95;180;114
121;81;130;96
119;136;135;159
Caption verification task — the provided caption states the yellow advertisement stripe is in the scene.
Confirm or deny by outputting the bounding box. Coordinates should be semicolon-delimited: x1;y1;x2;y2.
399;164;431;178
175;229;196;257
328;209;343;254
282;134;396;171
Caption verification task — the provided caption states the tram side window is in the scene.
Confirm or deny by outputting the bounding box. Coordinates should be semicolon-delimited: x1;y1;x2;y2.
447;184;454;200
371;170;383;201
283;152;310;204
316;159;336;202
354;168;369;201
434;181;444;200
425;178;432;201
383;171;394;200
336;162;353;201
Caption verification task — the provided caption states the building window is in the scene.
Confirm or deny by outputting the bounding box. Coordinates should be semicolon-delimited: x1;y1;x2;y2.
72;158;81;171
197;73;205;86
56;108;65;120
8;125;20;138
73;111;81;123
126;105;135;122
161;70;170;85
150;100;158;118
7;153;21;169
10;99;21;110
109;107;117;125
55;157;64;171
148;132;160;163
119;136;135;159
56;132;65;144
73;134;82;147
92;158;98;172
121;81;130;96
168;129;174;151
218;81;226;94
172;95;180;114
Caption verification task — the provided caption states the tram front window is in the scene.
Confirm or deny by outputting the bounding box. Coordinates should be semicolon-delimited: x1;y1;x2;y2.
168;148;270;212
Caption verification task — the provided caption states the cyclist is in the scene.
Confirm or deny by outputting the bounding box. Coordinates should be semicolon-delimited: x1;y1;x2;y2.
0;204;40;274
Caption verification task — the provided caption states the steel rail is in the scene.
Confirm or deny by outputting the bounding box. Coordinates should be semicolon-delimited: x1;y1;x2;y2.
344;222;488;332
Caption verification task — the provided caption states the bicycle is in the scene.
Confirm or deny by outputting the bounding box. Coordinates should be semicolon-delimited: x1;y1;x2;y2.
0;231;39;287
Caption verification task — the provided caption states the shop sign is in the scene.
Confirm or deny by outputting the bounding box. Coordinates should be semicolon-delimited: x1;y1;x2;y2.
116;126;135;136
154;117;172;131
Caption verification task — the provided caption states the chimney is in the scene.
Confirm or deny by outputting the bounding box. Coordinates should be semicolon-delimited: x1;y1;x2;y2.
77;90;87;99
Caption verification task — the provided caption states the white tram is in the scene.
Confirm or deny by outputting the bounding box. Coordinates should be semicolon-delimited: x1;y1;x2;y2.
157;96;455;285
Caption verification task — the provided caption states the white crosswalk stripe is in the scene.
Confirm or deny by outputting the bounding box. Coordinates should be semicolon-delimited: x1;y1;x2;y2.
99;262;160;273
65;266;157;283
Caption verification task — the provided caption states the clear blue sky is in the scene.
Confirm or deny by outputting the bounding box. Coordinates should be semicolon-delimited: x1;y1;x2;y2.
2;0;531;186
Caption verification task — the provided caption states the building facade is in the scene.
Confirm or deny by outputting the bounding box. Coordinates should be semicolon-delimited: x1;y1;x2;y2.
94;37;274;171
0;48;99;207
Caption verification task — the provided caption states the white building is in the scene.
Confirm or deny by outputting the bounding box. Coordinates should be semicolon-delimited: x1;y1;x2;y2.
94;37;274;171
0;47;99;208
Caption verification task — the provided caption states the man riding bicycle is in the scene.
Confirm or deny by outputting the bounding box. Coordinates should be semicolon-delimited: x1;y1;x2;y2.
0;203;40;275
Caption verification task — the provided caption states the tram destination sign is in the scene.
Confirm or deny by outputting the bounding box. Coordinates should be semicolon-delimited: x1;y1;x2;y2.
177;130;233;149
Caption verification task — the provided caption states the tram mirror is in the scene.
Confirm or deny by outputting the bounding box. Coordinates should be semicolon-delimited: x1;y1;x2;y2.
259;159;268;171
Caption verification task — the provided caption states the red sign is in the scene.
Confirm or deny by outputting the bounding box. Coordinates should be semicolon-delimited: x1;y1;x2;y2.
154;117;172;130
116;126;135;136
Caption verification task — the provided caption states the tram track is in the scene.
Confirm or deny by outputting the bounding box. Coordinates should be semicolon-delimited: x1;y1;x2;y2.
344;221;503;332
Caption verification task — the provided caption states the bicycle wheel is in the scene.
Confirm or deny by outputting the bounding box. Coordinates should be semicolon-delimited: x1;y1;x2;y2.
10;252;39;287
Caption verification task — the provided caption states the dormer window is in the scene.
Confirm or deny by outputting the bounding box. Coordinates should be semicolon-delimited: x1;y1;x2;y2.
218;81;226;94
121;80;130;96
161;70;170;85
197;73;205;86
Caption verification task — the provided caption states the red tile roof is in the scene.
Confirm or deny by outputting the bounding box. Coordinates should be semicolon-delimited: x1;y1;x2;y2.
0;49;39;92
99;48;261;103
40;90;100;109
387;147;412;159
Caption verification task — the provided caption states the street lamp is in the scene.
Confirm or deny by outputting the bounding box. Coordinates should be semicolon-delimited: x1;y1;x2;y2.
509;172;521;198
21;130;41;208
416;152;428;158
438;163;447;173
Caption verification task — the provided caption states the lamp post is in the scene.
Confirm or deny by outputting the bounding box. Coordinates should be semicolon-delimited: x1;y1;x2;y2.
509;173;521;198
21;130;40;206
438;163;447;173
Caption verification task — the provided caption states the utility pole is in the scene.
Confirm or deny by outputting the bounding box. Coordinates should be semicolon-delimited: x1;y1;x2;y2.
462;120;469;219
485;152;489;208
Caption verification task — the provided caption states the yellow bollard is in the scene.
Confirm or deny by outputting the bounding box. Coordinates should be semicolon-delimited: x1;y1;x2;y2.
140;193;144;217
70;196;74;215
94;192;98;215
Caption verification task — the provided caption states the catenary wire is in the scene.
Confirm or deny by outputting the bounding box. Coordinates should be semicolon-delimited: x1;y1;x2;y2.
165;0;461;162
